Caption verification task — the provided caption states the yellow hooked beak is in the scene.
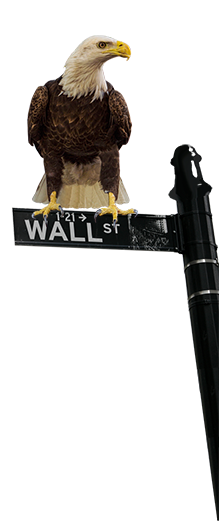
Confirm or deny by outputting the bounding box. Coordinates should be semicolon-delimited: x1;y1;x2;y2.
102;41;131;60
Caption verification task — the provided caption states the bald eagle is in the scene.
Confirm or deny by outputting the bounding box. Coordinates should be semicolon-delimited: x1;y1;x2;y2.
28;35;136;224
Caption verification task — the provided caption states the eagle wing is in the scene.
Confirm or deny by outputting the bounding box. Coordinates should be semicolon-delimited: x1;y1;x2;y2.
108;88;132;149
28;86;48;153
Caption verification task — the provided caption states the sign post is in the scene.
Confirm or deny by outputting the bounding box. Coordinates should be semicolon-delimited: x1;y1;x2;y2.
170;145;219;518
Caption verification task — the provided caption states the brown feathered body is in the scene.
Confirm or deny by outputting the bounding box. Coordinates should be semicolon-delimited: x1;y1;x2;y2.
28;70;132;208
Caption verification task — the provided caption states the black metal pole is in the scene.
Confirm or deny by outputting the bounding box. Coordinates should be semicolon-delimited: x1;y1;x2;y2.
170;144;219;519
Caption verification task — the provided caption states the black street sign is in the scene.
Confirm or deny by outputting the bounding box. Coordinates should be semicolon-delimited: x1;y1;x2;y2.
12;208;182;252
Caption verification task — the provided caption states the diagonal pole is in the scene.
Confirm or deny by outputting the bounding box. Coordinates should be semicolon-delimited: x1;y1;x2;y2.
170;144;219;519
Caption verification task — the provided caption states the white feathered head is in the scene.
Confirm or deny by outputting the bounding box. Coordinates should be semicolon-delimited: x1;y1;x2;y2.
59;35;131;100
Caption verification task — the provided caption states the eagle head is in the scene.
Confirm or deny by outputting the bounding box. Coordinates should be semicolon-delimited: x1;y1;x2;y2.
73;35;131;63
59;35;131;100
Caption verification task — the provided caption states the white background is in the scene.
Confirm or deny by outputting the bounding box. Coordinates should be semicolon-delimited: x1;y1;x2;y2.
1;0;219;524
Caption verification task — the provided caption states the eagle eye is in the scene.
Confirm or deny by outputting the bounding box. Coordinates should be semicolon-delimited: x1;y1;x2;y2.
98;41;106;49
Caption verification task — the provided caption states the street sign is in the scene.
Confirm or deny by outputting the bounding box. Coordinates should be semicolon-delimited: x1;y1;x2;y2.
12;208;182;252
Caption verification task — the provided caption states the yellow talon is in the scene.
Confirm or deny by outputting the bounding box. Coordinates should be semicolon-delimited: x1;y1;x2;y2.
117;207;137;216
95;192;137;223
32;192;64;222
97;193;118;221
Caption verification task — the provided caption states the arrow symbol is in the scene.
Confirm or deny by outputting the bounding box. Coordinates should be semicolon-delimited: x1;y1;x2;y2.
79;213;87;222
